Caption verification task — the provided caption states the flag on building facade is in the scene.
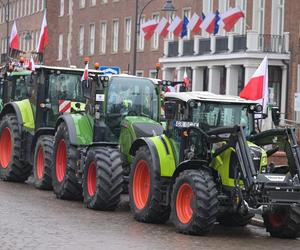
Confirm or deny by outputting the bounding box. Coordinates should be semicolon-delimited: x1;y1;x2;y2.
81;63;89;81
187;13;202;33
183;69;190;88
219;6;245;32
168;16;183;37
37;10;49;53
154;17;170;38
9;21;19;50
28;56;35;71
213;10;220;35
181;16;189;38
240;56;269;111
200;12;216;34
141;19;158;40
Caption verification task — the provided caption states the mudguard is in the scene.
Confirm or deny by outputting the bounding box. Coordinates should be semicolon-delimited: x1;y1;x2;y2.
55;113;93;146
0;100;34;130
130;134;176;177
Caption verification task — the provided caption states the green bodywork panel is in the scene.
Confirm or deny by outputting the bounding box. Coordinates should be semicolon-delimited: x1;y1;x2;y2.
212;141;267;187
9;70;32;76
149;135;176;177
71;102;86;112
120;116;162;164
71;113;93;145
15;99;35;130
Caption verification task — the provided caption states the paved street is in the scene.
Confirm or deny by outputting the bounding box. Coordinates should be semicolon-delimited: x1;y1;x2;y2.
0;180;299;250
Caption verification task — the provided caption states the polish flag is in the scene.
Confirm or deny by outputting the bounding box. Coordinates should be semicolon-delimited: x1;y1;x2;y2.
187;13;202;33
168;16;183;37
141;19;158;40
200;12;216;34
219;7;245;32
240;56;268;110
37;11;49;53
28;56;35;71
9;21;19;50
81;63;89;81
154;17;170;38
183;69;190;89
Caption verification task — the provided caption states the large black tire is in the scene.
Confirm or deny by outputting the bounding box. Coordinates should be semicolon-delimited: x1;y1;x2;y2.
129;146;170;223
0;114;31;182
52;122;82;200
263;205;300;238
218;211;254;227
33;135;54;190
171;170;218;235
83;147;123;210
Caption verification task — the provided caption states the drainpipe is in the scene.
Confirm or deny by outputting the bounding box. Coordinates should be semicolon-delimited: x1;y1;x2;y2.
282;59;289;121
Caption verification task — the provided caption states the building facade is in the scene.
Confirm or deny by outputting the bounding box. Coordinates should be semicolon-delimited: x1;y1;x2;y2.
0;0;299;121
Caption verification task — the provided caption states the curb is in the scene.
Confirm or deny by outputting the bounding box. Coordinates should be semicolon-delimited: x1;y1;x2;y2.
250;217;264;227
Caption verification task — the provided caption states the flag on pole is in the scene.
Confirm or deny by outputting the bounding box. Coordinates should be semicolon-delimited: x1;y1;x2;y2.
9;21;19;50
187;13;202;33
219;7;245;32
81;63;89;81
28;56;35;71
213;10;220;35
183;69;190;89
200;12;216;34
168;16;183;37
154;17;170;38
141;19;158;40
240;56;268;111
181;16;189;38
37;10;49;53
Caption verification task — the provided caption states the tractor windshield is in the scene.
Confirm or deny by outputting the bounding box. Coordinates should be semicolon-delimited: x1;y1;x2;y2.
192;102;253;136
106;76;159;121
9;74;32;101
48;73;84;102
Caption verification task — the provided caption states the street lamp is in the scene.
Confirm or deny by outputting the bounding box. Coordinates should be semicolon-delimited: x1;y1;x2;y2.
132;0;176;75
0;0;9;61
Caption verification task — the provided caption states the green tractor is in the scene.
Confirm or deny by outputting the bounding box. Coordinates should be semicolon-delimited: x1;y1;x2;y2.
51;74;163;210
0;65;102;190
128;91;300;238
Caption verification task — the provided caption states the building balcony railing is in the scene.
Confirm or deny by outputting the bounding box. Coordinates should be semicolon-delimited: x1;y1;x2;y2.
164;30;290;58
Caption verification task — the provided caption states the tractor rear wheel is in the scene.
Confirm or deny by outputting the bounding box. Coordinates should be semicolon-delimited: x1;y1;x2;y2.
0;114;31;182
33;136;54;190
218;211;254;227
263;205;300;238
129;146;170;223
171;169;218;235
52;122;82;200
83;147;123;210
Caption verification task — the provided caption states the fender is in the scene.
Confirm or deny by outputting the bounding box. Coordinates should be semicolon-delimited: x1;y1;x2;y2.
55;113;93;146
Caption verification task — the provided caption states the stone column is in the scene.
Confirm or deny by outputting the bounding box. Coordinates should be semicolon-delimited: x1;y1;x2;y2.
246;30;259;52
210;35;216;54
176;67;184;81
208;66;220;94
178;38;184;57
225;65;239;95
192;66;204;91
193;35;201;55
228;32;235;53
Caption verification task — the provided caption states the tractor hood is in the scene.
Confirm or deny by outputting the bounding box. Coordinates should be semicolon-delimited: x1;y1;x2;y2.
132;122;164;138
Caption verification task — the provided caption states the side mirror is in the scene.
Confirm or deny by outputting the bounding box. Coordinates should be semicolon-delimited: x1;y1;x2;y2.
83;79;91;99
164;101;176;120
271;106;280;126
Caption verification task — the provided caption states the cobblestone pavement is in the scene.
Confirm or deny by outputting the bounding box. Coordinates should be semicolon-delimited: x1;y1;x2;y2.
0;181;299;250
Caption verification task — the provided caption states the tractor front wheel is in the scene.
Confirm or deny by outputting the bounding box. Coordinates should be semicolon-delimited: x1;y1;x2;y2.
33;136;54;190
0;114;31;182
129;146;170;223
171;169;218;235
263;205;300;238
52;122;82;200
82;147;123;210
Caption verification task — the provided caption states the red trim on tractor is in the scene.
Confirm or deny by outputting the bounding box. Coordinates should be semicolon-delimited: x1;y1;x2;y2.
176;183;194;224
36;146;45;179
87;162;97;196
56;139;67;182
0;128;13;168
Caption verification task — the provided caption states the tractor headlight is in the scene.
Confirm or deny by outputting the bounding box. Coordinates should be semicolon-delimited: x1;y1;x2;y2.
255;104;263;112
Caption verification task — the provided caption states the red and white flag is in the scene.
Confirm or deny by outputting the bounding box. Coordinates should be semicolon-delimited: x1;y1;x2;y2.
219;7;244;32
168;16;183;37
154;17;170;38
36;10;49;53
187;13;202;33
9;21;19;50
81;63;89;81
200;12;216;34
240;56;268;111
28;56;35;71
183;69;190;89
141;19;158;40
